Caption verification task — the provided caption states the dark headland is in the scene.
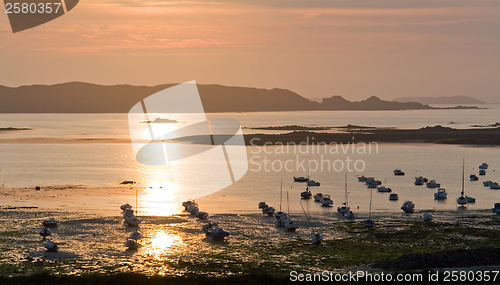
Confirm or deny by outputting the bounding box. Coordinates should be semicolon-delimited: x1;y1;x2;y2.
0;82;481;113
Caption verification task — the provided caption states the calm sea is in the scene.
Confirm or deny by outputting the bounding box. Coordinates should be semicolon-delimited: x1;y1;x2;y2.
0;105;499;215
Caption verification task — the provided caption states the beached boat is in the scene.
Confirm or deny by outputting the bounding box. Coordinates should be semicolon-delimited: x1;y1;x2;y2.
479;163;489;170
311;233;323;245
345;211;355;219
125;239;141;249
426;180;440;188
123;209;141;226
195;211;209;219
377;186;392;193
120;204;132;211
182;200;198;211
275;216;288;227
313;193;323;202
39;228;51;238
337;174;351;215
306;180;320;186
389;193;399;201
301;187;312;199
187;204;199;215
423;213;433;221
283;192;299;231
129;232;143;240
401;201;415;213
262;206;276;216
320;195;333;207
434;188;447;199
202;221;230;240
492;203;500;214
394;169;405;176
44;240;59;252
363;219;375;227
258;202;268;209
42;219;58;228
470;175;479;181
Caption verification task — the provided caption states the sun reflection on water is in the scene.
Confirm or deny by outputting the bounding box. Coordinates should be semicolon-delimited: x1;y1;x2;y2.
141;230;183;260
140;181;183;216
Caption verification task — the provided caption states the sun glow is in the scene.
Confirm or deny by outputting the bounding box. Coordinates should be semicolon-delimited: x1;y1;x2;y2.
141;181;182;216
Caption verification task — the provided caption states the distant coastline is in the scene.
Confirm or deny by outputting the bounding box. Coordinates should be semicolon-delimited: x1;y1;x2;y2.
0;82;483;113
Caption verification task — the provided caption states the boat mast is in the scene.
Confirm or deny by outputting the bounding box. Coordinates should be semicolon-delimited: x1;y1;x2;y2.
287;191;290;216
307;162;310;179
368;188;373;219
299;200;313;234
461;159;465;197
280;178;283;212
345;173;348;206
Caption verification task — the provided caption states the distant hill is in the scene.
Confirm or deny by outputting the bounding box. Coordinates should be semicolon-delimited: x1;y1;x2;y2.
0;82;474;113
393;96;486;105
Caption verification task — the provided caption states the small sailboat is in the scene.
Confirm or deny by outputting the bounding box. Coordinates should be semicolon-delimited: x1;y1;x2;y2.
299;200;322;244
284;192;299;232
426;180;440;188
39;228;51;238
393;169;405;176
401;201;415;213
258;202;268;209
364;188;375;227
42;219;58;228
423;213;433;221
44;240;59;252
275;179;287;219
313;193;323;202
300;187;312;199
124;189;142;226
434;188;447;199
389;193;399;201
457;159;473;206
377;186;392;193
337;174;350;215
202;221;230;240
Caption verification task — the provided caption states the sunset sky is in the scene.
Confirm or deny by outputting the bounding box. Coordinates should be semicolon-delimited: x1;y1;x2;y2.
1;0;500;102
